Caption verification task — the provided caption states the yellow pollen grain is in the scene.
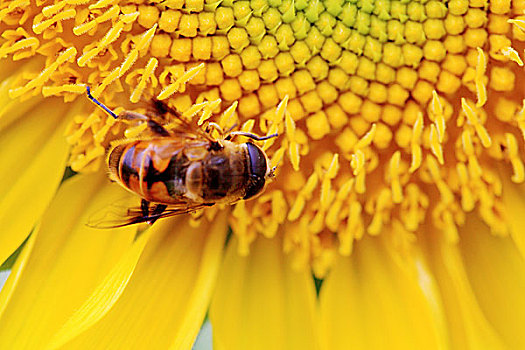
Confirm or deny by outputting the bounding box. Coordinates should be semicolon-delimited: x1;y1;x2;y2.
4;0;29;11
461;98;492;148
474;47;487;108
505;133;525;183
274;95;289;123
77;21;124;67
42;1;67;17
320;177;332;210
288;172;319;221
401;184;427;232
93;117;117;144
285;111;296;141
119;11;140;24
341;201;363;254
517;100;525;141
501;46;524;66
0;37;39;58
9;46;77;98
461;129;483;180
426;156;454;205
429;124;444;164
289;141;300;171
456;163;475;211
439;207;459;243
325;153;340;179
353;123;377;150
287;195;305;221
508;18;525;32
92;68;120;97
409;112;424;173
64;0;91;4
124;122;149;138
157;63;205;100
309;208;326;234
197;99;222;125
73;5;121;35
136;23;158;51
430;91;446;142
89;0;117;9
32;8;76;34
368;189;391;235
271;190;287;225
326;179;353;232
270;147;285;169
262;124;280;150
182;102;207;120
118;48;139;73
218;100;238;128
461;129;475;156
351;149;366;176
303;172;319;197
130;57;158;103
42;84;85;97
389;151;403;203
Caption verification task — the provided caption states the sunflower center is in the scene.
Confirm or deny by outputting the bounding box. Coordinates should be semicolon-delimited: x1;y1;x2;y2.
1;0;524;275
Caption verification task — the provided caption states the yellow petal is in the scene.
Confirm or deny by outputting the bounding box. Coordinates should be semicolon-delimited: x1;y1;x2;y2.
59;212;228;349
210;235;319;350
0;173;136;348
320;232;449;350
423;222;507;349
0;98;71;265
48;224;152;349
501;176;525;259
458;216;525;349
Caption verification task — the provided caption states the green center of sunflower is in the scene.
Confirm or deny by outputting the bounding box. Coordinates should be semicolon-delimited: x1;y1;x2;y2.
1;0;524;275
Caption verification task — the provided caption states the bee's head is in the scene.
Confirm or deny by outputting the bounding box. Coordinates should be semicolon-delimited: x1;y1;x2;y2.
243;142;272;200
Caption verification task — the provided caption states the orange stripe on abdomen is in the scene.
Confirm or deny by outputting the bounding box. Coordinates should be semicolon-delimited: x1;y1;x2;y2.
119;142;146;197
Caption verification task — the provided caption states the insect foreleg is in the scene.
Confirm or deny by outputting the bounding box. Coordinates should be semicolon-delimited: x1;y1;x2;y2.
140;199;168;225
141;199;150;217
147;204;168;225
206;122;224;136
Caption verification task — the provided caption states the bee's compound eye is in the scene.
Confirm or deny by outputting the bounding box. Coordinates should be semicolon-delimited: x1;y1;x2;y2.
244;143;267;200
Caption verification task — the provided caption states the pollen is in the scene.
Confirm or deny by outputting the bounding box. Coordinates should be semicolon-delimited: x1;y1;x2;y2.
3;0;525;272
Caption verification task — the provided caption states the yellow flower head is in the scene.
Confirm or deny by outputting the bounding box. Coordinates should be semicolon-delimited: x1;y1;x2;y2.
2;0;525;348
2;0;525;274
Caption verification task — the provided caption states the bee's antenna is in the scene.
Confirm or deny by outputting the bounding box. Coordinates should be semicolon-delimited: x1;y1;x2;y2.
228;131;278;141
85;86;118;119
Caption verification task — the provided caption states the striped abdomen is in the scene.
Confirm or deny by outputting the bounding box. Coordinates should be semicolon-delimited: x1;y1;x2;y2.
108;139;189;204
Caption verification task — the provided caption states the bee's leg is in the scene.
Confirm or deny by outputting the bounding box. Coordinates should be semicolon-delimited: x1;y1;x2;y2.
85;87;170;136
206;122;224;136
148;204;168;225
141;199;150;217
206;123;238;138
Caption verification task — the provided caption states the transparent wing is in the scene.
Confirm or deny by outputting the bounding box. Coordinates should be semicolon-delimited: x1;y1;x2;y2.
87;200;213;229
148;99;216;142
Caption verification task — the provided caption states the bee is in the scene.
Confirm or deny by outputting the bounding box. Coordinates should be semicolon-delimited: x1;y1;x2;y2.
86;86;277;227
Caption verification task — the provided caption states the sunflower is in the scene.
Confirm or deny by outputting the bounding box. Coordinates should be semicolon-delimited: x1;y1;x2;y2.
1;0;525;349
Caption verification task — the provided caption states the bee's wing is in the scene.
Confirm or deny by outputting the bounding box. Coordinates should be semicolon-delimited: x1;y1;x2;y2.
87;201;213;229
149;98;216;142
